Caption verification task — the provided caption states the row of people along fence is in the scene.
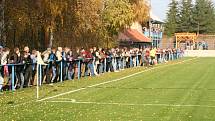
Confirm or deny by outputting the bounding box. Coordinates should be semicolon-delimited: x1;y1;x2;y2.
0;47;184;91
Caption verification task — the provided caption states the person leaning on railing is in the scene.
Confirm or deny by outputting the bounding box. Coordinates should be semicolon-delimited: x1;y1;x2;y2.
1;47;10;90
11;47;24;89
47;47;57;84
0;46;184;91
23;46;33;88
144;47;150;67
99;48;106;74
83;48;95;76
105;49;113;72
65;49;73;80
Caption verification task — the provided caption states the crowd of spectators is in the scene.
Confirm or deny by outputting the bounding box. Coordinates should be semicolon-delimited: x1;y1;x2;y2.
0;45;184;91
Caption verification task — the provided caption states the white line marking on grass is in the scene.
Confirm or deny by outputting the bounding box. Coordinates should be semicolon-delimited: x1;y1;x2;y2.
54;98;76;102
46;100;215;108
12;100;35;108
37;58;197;102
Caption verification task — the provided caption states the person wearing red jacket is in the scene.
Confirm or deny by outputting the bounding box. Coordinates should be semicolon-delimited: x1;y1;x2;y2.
84;49;95;76
80;48;87;77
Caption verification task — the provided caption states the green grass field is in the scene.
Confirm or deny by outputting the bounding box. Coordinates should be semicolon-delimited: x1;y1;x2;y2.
1;58;215;121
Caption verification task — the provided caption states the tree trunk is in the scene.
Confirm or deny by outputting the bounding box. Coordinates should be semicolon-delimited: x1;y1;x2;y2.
0;0;6;46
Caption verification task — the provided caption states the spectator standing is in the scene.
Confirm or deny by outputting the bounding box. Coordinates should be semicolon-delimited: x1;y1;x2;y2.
42;48;51;84
12;47;24;89
98;48;105;74
105;49;113;72
150;47;157;65
23;46;33;88
73;48;80;79
66;49;74;80
144;47;150;67
124;48;130;68
80;48;87;77
31;49;38;85
86;48;95;76
111;48;118;72
48;48;57;84
93;47;99;75
1;47;10;89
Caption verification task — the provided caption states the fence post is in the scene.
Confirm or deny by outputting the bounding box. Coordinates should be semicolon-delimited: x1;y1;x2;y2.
130;55;133;68
136;55;139;66
11;65;15;91
104;58;107;73
36;64;39;99
157;54;160;63
92;57;95;75
60;61;63;82
142;54;144;65
39;64;42;86
114;57;117;71
78;60;81;80
122;57;125;70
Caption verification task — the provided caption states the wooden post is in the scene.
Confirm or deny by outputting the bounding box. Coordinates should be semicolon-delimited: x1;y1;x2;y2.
176;36;178;49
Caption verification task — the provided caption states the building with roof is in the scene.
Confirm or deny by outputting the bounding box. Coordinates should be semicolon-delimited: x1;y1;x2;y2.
118;21;151;48
118;28;151;48
118;12;164;49
144;11;164;48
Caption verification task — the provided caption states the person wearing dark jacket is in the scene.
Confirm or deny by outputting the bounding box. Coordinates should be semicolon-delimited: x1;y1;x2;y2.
11;47;24;89
105;49;113;72
73;48;80;79
66;49;74;80
48;48;57;84
23;46;33;88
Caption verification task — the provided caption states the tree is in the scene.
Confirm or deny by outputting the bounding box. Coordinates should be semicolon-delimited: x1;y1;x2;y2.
177;0;193;32
206;0;215;33
102;0;134;36
129;0;150;23
0;0;5;45
192;0;215;34
1;0;150;49
165;0;179;37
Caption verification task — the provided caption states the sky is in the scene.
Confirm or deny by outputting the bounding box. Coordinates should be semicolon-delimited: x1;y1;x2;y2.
151;0;215;21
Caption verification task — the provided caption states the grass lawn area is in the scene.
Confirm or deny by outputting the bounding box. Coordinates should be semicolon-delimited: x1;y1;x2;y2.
1;57;215;121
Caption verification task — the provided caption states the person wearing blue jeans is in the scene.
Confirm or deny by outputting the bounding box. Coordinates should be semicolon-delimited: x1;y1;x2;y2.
51;66;57;83
48;48;57;83
112;57;117;72
67;61;74;80
86;62;95;76
66;50;74;80
84;50;95;76
98;62;104;74
117;57;122;70
105;50;113;72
